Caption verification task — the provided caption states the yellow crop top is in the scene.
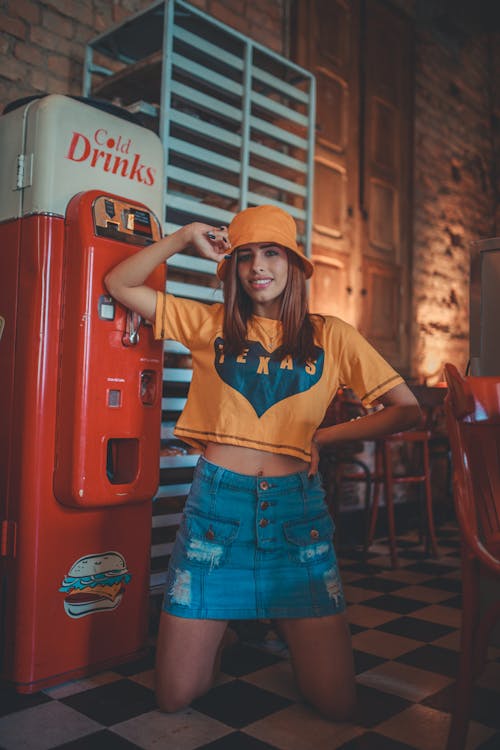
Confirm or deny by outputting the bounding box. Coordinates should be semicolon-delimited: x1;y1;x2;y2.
154;292;404;461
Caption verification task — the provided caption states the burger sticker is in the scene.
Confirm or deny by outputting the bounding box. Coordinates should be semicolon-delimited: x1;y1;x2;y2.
60;551;131;618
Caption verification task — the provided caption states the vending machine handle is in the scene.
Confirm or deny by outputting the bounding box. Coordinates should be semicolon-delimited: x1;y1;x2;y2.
122;310;142;347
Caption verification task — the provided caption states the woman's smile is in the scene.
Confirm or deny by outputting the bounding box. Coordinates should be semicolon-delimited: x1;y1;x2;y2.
249;276;273;289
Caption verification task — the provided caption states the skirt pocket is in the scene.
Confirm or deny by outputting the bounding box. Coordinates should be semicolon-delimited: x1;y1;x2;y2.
182;508;241;569
283;510;335;566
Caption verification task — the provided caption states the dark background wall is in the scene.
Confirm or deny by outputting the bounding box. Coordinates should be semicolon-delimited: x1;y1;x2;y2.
1;0;498;380
411;1;500;379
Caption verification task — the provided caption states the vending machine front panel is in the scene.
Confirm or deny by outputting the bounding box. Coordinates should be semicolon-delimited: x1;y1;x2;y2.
0;96;166;692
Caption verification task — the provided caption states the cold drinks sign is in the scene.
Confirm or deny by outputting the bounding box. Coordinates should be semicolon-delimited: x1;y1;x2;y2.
66;127;157;187
0;95;164;224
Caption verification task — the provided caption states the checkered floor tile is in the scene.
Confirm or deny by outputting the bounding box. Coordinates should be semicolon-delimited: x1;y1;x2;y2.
1;525;499;750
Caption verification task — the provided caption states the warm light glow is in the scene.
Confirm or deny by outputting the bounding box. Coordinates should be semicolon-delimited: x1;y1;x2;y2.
420;346;448;385
414;235;470;384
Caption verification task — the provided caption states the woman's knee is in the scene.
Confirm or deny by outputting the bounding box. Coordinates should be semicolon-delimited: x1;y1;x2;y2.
156;680;208;714
156;691;190;714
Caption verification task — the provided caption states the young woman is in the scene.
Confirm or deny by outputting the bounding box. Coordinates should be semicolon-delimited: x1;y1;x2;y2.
105;204;421;721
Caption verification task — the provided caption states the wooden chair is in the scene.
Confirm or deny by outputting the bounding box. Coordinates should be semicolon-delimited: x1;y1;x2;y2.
321;388;438;568
410;383;452;511
365;427;438;568
443;363;500;750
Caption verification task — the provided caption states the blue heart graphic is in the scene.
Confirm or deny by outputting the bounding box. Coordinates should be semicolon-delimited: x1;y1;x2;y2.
214;337;324;417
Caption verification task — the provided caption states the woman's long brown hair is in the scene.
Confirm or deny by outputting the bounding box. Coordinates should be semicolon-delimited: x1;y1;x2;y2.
222;249;321;362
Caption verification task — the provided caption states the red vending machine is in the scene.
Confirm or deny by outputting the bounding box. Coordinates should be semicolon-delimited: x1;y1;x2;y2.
0;95;166;692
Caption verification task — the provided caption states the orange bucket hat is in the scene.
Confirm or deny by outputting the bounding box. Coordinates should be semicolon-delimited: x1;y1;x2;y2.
216;204;314;280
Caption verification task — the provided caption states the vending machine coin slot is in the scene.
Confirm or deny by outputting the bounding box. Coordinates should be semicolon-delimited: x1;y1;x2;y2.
98;294;115;321
107;389;122;407
104;199;115;218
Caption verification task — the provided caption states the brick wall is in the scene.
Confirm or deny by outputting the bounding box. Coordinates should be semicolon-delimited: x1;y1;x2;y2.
0;0;285;113
188;0;286;52
411;24;499;381
0;1;148;110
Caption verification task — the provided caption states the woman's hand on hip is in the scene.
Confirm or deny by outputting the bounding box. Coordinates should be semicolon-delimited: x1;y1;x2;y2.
308;437;320;479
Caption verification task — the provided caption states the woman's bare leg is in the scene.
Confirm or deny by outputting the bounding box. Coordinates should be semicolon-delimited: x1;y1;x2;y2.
155;612;229;713
277;613;356;721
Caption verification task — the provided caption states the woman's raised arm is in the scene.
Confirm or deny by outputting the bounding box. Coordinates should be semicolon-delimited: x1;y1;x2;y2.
104;222;229;321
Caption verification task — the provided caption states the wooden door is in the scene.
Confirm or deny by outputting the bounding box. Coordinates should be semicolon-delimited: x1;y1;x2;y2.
294;0;360;325
293;0;413;371
358;0;413;367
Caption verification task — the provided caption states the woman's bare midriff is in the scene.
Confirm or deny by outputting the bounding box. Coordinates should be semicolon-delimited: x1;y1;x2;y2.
204;442;309;476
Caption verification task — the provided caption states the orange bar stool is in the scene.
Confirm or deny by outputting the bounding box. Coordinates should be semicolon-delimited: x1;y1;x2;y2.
443;363;500;750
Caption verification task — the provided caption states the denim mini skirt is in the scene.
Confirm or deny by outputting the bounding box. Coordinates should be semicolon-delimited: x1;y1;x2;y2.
163;457;346;620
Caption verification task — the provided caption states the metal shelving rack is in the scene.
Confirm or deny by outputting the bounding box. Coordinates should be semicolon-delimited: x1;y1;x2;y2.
83;0;316;595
